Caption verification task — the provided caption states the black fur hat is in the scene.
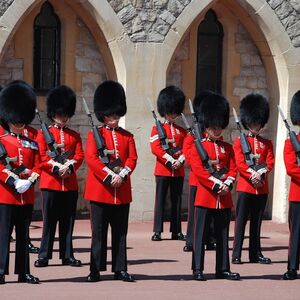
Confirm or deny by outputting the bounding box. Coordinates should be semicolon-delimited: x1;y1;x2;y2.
193;90;215;116
46;85;76;120
157;86;185;117
290;90;300;125
240;93;269;129
200;93;229;129
94;80;126;122
0;81;36;130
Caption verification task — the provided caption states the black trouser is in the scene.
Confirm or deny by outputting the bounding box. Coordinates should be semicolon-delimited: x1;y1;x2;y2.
287;202;300;270
185;185;197;246
192;206;231;273
232;192;267;260
89;202;129;273
0;203;33;275
153;176;184;234
38;190;78;260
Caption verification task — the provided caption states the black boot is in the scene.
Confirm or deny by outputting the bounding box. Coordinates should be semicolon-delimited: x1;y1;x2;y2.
151;232;161;241
18;274;39;284
86;272;101;282
114;271;135;282
28;241;39;254
0;274;5;285
283;270;297;280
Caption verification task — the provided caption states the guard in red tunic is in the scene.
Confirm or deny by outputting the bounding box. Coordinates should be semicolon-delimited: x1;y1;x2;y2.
150;86;186;241
183;91;215;252
0;81;40;284
34;85;84;268
190;93;240;281
232;94;274;265
283;91;300;280
84;81;138;283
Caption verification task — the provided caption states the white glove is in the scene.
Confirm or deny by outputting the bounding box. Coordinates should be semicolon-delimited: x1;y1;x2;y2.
58;164;71;178
14;179;32;194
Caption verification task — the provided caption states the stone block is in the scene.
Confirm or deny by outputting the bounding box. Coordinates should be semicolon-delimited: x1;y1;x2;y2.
108;0;131;12
152;18;170;35
240;53;251;66
290;0;300;12
11;68;23;80
0;67;11;80
246;77;258;89
167;0;184;17
84;45;101;59
275;1;294;20
153;0;169;9
118;5;137;24
240;67;254;77
148;31;165;42
75;57;92;72
267;0;284;10
3;58;23;69
250;54;262;66
257;77;268;88
159;10;176;25
233;76;247;88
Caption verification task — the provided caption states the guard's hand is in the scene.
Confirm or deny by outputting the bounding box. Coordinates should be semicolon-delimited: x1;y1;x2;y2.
171;160;181;170
250;171;261;184
217;183;230;196
58;164;71;178
14;179;32;194
111;174;123;188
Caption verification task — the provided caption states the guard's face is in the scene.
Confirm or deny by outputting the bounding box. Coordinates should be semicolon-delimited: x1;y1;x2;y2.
8;122;25;134
206;127;223;140
165;113;179;123
53;114;69;127
104;114;120;128
248;123;262;135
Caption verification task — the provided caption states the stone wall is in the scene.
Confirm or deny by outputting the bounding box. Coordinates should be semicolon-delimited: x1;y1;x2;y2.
1;1;300;46
266;0;300;47
0;0;14;17
233;24;269;101
108;0;192;42
0;42;23;86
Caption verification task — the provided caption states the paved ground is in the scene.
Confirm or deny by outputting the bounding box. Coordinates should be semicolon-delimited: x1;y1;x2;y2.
1;220;299;300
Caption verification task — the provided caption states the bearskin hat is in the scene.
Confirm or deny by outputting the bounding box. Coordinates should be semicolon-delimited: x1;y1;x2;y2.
157;86;185;117
46;85;76;120
193;90;215;116
240;93;269;129
290;90;300;126
94;80;127;122
0;81;36;130
199;93;229;129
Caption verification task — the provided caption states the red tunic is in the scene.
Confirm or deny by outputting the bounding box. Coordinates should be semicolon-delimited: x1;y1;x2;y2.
189;138;237;209
84;126;138;205
150;122;186;177
37;125;84;191
233;134;274;194
284;136;300;202
0;132;41;205
183;133;198;186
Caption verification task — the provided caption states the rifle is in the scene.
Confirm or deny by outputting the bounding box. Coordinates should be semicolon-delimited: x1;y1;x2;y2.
82;98;121;171
147;98;180;156
35;109;72;164
181;113;227;179
188;99;204;141
232;107;266;171
0;141;25;175
278;106;300;165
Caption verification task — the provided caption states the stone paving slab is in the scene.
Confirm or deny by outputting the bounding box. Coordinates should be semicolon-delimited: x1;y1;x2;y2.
1;220;299;300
